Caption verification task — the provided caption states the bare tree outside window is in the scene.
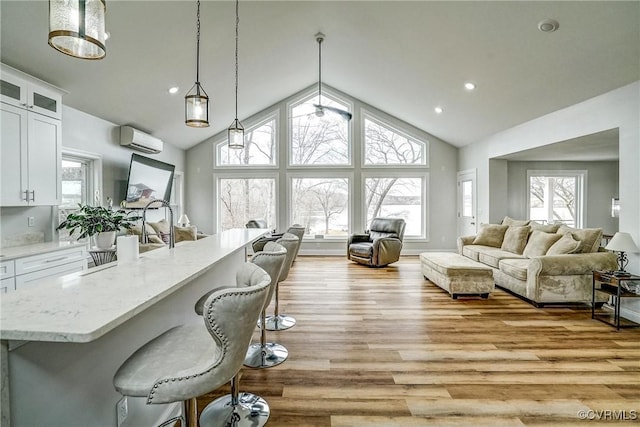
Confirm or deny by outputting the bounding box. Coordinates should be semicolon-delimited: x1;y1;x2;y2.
217;117;276;166
364;118;425;165
529;174;580;227
219;178;276;230
290;95;349;166
291;178;349;237
363;116;427;236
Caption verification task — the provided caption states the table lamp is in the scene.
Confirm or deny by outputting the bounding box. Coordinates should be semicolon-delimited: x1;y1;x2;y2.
178;214;190;227
605;232;639;275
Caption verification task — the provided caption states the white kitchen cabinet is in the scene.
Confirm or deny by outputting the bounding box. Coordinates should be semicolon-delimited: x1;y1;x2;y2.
0;67;62;119
1;102;62;206
1;65;63;206
4;246;88;291
0;260;16;293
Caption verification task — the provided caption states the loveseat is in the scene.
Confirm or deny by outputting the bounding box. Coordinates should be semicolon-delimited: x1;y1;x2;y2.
457;216;617;307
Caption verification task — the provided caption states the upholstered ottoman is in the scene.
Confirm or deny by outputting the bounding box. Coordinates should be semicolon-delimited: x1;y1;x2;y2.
420;252;494;299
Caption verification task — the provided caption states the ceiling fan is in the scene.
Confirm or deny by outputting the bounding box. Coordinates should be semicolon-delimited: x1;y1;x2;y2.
308;32;353;121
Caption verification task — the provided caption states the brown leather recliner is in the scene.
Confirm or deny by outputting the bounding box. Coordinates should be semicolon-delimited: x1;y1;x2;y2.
347;218;406;267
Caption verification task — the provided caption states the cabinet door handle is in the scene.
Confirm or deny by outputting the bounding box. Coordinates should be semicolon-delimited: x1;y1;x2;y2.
30;190;35;201
22;190;29;201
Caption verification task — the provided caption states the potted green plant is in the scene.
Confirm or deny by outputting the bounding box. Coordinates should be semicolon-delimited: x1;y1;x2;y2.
57;204;140;249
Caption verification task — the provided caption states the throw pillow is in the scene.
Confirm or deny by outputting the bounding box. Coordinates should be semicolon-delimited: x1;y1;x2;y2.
127;223;164;244
148;219;171;244
500;225;531;254
546;233;582;255
557;225;603;253
501;216;531;227
175;226;197;242
522;230;562;257
472;224;509;248
530;221;561;233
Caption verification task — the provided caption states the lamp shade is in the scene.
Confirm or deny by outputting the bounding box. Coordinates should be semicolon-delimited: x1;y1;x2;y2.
48;0;106;60
605;232;639;253
178;214;190;227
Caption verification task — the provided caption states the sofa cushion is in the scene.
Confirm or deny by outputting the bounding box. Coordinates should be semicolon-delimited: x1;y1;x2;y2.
530;221;561;233
499;258;530;281
547;232;581;255
127;223;164;244
148;219;172;243
501;225;531;254
523;230;562;257
501;216;530;227
175;226;197;242
420;252;492;276
349;242;373;257
472;224;508;248
369;231;398;240
477;246;525;268
462;245;483;261
557;225;602;253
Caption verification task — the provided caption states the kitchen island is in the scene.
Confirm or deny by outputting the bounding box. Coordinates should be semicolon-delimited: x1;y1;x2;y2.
0;228;266;426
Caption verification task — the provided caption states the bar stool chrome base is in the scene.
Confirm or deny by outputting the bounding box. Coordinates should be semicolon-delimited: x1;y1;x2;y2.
199;392;269;427
244;342;288;368
263;314;296;331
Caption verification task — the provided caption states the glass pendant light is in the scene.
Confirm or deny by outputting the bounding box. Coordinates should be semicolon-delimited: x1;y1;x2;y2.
227;0;244;149
48;0;107;60
185;0;210;127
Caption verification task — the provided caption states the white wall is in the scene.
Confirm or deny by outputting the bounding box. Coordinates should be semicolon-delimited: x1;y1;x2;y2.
506;160;619;235
0;106;186;245
185;86;459;254
460;81;640;319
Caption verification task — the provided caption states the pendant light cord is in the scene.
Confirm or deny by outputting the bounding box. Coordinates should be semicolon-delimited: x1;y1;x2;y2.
317;36;322;104
196;0;201;84
234;0;239;119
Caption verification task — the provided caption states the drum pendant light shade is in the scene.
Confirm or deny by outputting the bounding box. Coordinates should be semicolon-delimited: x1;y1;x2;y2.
228;119;244;149
185;83;209;127
48;0;107;60
185;0;210;127
227;0;244;148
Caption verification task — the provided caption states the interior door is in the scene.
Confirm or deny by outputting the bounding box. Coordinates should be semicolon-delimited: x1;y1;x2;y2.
457;169;477;237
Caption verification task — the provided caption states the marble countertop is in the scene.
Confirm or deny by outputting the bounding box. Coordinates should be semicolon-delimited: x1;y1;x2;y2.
0;228;265;343
0;241;88;261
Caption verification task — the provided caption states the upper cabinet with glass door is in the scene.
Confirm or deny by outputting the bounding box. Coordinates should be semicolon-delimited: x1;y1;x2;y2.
1;65;63;120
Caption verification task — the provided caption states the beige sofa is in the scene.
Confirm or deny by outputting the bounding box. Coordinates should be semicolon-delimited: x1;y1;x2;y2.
457;217;617;307
127;220;201;253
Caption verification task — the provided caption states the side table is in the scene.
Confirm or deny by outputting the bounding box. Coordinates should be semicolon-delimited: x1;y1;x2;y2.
89;248;117;266
592;270;640;330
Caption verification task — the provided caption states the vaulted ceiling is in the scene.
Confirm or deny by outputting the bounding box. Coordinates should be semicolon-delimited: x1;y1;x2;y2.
1;1;638;151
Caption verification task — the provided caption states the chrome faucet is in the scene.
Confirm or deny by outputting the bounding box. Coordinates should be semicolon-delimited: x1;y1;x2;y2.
141;199;174;249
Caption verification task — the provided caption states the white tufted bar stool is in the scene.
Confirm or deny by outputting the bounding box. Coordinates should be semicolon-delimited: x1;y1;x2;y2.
263;233;299;331
113;262;270;427
244;241;288;368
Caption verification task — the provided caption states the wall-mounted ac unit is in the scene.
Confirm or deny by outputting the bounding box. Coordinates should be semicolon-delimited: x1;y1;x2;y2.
120;126;163;154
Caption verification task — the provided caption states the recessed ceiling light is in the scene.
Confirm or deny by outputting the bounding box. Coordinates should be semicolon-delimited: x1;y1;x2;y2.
168;86;179;94
464;82;476;91
434;106;444;114
538;19;559;33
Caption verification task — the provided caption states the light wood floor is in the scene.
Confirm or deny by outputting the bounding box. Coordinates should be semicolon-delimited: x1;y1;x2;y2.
198;256;640;426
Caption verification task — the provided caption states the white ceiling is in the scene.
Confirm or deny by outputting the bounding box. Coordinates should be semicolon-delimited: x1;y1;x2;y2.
1;1;639;151
495;128;620;162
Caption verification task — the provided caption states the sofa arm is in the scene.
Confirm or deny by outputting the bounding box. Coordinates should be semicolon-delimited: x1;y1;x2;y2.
529;252;618;276
373;238;403;265
457;235;476;255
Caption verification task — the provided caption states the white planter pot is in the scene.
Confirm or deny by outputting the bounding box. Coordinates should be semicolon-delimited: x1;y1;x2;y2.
94;231;116;249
